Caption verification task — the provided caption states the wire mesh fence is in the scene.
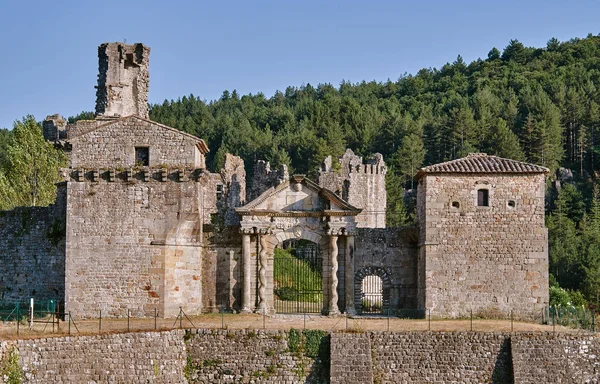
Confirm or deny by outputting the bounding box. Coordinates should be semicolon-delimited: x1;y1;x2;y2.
1;302;595;339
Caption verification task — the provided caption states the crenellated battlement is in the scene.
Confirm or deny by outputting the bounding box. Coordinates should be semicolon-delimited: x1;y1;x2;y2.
66;167;206;183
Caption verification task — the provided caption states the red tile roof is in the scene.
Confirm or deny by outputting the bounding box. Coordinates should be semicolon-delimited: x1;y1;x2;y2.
416;153;548;178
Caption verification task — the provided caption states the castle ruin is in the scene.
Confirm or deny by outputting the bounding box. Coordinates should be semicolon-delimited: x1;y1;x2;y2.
0;42;549;320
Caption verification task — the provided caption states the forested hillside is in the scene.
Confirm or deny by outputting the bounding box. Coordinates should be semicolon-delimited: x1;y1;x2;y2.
2;34;600;308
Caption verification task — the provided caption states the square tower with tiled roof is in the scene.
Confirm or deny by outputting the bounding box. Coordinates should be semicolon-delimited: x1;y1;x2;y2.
416;153;549;319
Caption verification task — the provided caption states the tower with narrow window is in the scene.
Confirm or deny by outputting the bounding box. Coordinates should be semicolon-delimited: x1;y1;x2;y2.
416;153;549;319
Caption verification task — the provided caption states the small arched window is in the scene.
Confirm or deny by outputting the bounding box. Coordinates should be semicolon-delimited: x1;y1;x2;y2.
477;189;489;207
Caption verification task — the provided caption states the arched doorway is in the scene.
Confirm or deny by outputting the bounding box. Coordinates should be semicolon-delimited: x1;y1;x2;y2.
360;275;383;314
274;239;323;313
355;266;392;315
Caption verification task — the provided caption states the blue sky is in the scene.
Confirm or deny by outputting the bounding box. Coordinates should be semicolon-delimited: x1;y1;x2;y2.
0;0;599;129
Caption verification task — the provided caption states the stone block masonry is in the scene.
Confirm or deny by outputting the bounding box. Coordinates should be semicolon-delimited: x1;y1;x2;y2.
370;332;513;383
512;332;600;383
2;330;600;383
330;333;372;384
0;186;66;304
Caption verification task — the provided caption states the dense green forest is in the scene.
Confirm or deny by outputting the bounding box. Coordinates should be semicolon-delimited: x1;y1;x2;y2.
3;35;600;309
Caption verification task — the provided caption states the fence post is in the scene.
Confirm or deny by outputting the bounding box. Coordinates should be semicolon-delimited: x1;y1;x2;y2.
552;307;555;333
511;310;513;333
221;306;225;330
428;309;431;332
127;309;130;332
68;311;71;335
303;312;306;331
99;310;102;332
179;307;183;329
263;307;266;330
387;308;390;332
154;308;157;330
16;304;19;336
470;310;473;332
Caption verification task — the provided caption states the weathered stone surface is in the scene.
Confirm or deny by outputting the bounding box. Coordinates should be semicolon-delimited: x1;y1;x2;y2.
370;331;513;383
95;42;150;119
185;329;326;383
0;185;66;304
318;149;387;228
417;169;549;320
512;332;600;383
330;333;372;384
42;114;67;142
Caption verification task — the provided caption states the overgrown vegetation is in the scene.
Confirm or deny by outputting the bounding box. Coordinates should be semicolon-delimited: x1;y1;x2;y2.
287;328;330;380
0;345;23;384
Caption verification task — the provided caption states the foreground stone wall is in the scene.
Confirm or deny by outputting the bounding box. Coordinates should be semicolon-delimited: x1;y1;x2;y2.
185;329;327;383
2;330;600;383
370;332;512;383
417;173;549;319
0;187;66;304
512;332;600;383
2;331;186;384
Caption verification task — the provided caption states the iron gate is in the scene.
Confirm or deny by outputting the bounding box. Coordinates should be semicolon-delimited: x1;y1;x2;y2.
360;275;383;314
274;241;323;313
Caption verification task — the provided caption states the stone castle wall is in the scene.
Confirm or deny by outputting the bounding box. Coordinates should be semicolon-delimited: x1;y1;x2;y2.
64;171;220;318
318;149;386;228
370;332;513;383
354;228;418;312
2;330;599;383
68;116;205;169
0;186;66;304
417;173;549;319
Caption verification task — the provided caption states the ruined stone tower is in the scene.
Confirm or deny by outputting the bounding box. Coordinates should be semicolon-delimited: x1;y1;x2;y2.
95;42;150;119
318;149;387;228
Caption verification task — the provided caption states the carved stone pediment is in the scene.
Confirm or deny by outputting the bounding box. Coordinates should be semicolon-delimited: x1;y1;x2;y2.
237;175;360;235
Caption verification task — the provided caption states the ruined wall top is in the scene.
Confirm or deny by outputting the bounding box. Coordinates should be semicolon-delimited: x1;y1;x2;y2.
95;42;150;120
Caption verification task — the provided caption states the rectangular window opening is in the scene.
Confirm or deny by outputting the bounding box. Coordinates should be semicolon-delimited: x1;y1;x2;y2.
477;189;489;207
135;147;149;166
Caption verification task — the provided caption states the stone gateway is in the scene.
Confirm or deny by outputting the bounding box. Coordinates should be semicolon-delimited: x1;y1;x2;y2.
0;42;549;320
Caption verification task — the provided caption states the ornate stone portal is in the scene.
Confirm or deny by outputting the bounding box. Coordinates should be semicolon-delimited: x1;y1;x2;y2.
236;175;359;315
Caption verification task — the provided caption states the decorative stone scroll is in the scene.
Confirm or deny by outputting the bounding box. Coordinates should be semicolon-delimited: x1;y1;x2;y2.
329;235;340;315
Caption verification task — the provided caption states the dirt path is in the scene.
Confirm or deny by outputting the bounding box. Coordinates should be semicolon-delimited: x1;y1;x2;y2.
0;313;581;340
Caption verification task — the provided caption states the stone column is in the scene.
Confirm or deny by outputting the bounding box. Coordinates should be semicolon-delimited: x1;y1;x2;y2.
329;235;340;315
241;234;251;313
345;235;356;315
256;233;268;313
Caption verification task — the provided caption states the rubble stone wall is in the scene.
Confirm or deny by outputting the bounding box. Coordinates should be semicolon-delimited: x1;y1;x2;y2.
68;117;205;169
512;332;600;383
95;42;150;120
354;228;418;312
0;187;66;304
370;332;513;383
417;173;549;319
64;174;219;318
185;329;326;383
6;331;186;384
330;333;373;384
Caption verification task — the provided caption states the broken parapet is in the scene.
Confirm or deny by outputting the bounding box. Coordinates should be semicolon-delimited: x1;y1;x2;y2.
248;160;289;201
221;154;247;226
318;149;387;228
42;114;67;142
95;42;150;119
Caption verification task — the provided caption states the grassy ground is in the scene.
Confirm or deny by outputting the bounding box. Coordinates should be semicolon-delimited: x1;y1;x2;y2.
0;312;581;341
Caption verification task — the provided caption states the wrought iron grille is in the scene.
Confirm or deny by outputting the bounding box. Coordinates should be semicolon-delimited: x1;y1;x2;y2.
360;275;383;314
274;241;323;314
